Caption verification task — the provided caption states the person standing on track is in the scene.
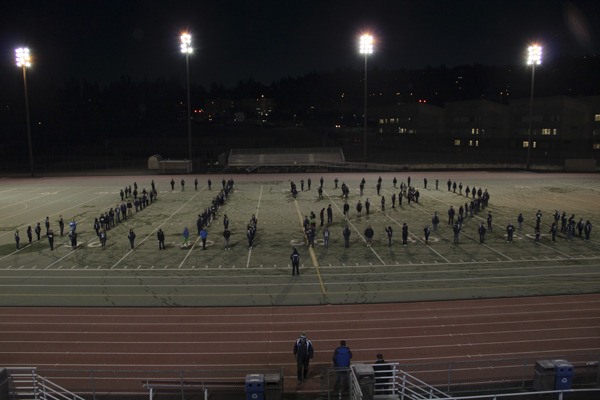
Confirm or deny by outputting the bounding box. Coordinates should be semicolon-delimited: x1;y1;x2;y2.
293;333;314;382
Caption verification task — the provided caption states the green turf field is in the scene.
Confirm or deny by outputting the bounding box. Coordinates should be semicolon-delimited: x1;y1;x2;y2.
0;172;599;307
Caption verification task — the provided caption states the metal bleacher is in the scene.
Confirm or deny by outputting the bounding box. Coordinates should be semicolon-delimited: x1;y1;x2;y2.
226;147;345;172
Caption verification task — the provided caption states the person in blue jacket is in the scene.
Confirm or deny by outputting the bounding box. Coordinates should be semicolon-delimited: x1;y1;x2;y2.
200;228;208;250
332;340;353;391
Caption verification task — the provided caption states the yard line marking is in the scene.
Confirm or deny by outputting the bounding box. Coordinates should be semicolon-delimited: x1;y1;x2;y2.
246;185;263;269
293;197;326;296
178;236;201;269
111;192;201;269
324;189;386;265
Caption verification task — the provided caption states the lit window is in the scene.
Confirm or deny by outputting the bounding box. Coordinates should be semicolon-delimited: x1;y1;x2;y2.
454;139;461;146
595;114;600;122
398;127;407;134
379;119;384;124
471;128;479;135
593;143;600;150
542;128;551;135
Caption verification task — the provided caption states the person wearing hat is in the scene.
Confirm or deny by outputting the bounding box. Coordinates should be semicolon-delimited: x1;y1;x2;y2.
293;333;314;381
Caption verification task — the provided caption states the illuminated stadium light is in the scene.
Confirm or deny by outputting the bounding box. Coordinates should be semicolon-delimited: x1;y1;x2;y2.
359;34;374;55
527;44;542;65
180;33;193;54
15;47;31;68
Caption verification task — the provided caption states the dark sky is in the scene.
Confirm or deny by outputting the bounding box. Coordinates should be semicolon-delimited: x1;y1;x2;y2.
1;0;600;88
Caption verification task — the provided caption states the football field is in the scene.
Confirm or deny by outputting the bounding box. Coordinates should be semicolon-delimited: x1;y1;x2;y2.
0;171;599;307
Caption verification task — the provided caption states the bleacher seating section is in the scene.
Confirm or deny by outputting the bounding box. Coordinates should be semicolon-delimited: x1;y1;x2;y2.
227;148;345;171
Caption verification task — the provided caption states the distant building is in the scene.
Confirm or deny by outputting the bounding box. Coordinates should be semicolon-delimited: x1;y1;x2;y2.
579;95;600;153
368;95;598;164
445;99;509;151
375;102;445;147
509;95;588;161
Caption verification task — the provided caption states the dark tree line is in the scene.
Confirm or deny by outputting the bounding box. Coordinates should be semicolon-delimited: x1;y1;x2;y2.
1;55;599;167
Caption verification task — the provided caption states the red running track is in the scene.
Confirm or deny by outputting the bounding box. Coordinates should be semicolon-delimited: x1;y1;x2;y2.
1;293;599;396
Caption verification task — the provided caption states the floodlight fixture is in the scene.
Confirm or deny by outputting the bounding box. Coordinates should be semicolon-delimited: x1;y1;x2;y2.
180;33;193;54
527;44;542;65
359;34;374;55
15;47;31;68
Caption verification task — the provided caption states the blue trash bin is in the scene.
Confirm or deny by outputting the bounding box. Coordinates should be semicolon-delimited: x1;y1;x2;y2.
553;359;573;390
245;374;265;400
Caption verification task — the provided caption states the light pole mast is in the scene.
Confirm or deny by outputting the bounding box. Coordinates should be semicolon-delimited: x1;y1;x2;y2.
180;33;193;167
526;44;542;170
359;34;374;163
16;47;34;177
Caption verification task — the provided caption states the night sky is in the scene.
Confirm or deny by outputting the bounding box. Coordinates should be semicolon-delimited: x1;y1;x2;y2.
1;0;600;88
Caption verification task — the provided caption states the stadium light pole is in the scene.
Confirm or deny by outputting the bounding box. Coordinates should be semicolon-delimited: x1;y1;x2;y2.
359;34;374;163
526;44;542;170
180;33;193;167
15;47;34;177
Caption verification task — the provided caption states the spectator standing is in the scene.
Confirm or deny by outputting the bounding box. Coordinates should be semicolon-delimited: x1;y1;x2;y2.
373;353;393;395
293;333;314;382
333;340;353;392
